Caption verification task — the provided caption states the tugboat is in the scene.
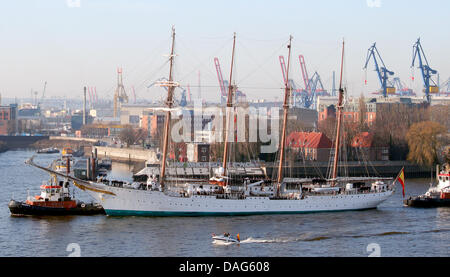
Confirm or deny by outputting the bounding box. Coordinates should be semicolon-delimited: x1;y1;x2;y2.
8;158;105;216
404;164;450;208
61;147;74;157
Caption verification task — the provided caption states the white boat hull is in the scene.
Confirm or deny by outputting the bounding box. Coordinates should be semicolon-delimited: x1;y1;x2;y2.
85;183;394;216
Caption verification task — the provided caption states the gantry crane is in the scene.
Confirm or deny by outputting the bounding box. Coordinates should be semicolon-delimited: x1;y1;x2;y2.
411;38;439;103
363;42;395;98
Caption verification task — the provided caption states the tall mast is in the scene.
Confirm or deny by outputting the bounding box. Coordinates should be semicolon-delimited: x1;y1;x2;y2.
276;35;293;197
221;32;237;178
160;27;177;189
331;39;345;184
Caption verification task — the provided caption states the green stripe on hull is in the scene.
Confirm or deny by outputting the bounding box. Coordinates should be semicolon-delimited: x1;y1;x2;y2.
105;208;377;217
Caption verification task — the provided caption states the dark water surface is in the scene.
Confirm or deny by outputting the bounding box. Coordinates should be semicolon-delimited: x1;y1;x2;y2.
0;150;449;257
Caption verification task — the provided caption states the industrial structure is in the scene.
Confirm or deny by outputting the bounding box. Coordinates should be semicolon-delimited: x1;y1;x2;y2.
113;68;129;118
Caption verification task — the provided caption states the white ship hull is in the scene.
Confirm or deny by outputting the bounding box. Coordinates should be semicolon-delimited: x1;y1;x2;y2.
84;183;394;216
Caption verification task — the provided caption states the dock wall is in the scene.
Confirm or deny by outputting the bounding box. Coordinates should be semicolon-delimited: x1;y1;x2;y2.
0;135;49;149
94;146;158;163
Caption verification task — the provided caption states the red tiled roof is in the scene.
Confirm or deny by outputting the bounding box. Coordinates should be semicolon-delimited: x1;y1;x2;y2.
286;132;332;149
351;132;373;148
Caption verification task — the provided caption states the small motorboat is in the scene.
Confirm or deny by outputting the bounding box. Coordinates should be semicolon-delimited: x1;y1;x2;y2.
212;233;240;244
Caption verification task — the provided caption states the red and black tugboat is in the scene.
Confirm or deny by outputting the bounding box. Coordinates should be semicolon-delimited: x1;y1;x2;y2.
8;157;105;216
404;164;450;208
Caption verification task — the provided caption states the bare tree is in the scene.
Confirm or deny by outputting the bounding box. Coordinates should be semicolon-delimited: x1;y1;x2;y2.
119;126;137;147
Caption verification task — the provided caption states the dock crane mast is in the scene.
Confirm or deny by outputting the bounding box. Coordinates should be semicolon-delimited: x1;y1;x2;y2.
363;43;395;98
411;38;439;103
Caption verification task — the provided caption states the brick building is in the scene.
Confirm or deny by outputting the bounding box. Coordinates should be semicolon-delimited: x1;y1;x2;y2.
0;104;18;135
350;132;389;161
286;132;333;162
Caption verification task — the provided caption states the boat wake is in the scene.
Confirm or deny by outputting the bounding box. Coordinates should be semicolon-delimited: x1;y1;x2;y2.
240;235;330;244
219;228;450;245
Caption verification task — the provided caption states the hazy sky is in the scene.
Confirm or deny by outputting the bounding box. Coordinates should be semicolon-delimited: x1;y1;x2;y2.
0;0;449;103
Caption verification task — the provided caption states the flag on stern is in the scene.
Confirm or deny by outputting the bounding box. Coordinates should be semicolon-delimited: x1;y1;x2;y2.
395;167;406;198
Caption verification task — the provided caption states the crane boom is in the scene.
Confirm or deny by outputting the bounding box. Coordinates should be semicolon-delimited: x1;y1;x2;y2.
279;55;288;85
298;55;310;91
214;57;228;103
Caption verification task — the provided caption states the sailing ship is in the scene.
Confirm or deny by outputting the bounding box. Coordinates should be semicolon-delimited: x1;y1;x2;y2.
27;29;396;216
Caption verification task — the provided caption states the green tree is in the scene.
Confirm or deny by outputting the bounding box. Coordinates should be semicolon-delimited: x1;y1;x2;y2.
406;121;446;167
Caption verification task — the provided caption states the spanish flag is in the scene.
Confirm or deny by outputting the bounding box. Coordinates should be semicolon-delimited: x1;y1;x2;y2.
396;167;406;198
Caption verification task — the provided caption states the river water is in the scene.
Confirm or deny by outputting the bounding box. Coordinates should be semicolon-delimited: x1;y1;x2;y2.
0;150;448;257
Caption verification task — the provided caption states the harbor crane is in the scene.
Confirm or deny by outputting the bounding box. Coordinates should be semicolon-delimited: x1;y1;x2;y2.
411;38;439;103
299;55;329;107
279;55;327;109
440;77;450;95
279;55;304;107
363;43;395;98
214;57;246;105
391;77;415;96
36;81;47;108
113;68;128;118
306;71;328;97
